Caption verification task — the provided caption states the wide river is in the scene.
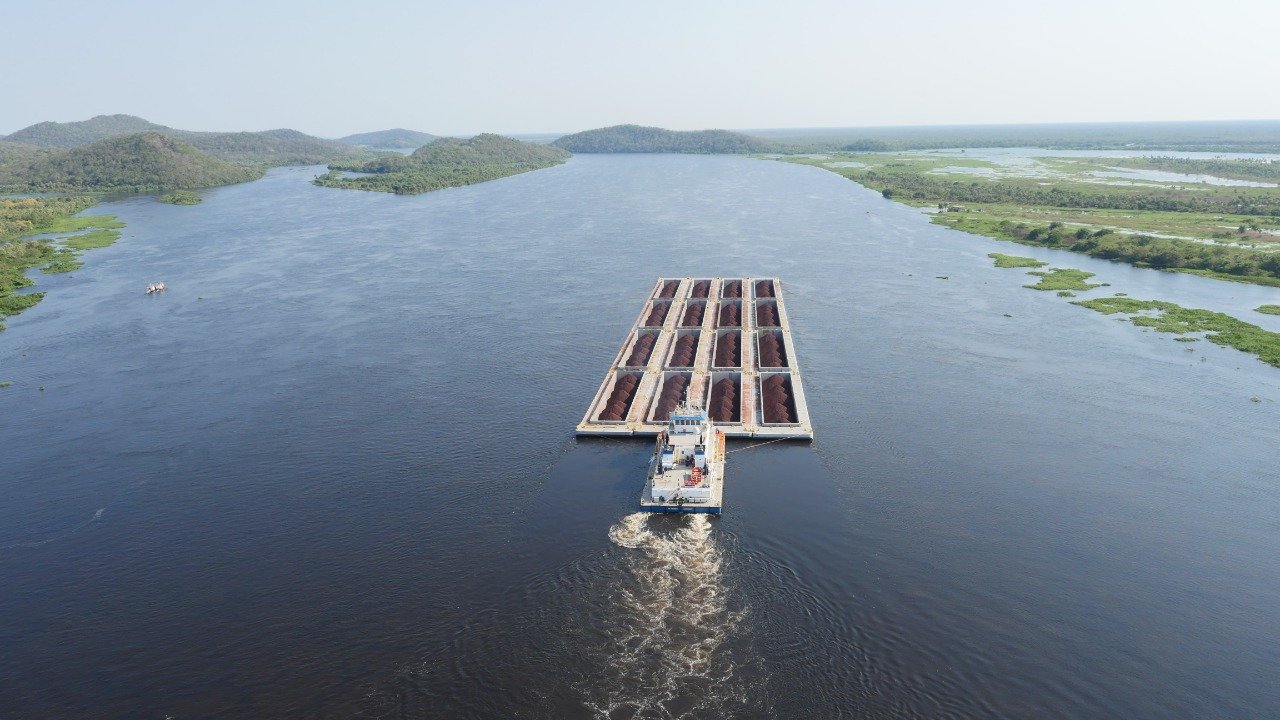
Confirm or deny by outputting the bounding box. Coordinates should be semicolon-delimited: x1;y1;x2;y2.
2;155;1278;719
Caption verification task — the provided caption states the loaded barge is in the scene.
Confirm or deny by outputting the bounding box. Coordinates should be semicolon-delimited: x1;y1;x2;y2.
578;277;813;514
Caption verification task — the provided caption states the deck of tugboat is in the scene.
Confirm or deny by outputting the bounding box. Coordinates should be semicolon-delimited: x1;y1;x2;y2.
639;424;727;514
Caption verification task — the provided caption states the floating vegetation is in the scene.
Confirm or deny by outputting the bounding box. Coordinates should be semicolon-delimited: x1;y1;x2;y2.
989;252;1047;268
1024;268;1104;292
1073;296;1280;368
42;248;81;274
62;228;120;250
1256;304;1280;315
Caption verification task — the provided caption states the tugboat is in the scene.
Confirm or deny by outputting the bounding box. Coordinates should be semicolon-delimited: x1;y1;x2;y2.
640;402;726;514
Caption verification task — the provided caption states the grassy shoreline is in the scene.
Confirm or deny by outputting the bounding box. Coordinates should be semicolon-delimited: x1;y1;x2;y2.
782;152;1280;288
1;197;121;331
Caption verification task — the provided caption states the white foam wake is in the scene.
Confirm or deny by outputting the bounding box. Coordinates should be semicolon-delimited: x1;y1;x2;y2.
587;513;748;719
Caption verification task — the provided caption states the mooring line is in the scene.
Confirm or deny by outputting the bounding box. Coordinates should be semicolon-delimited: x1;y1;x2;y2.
726;437;788;454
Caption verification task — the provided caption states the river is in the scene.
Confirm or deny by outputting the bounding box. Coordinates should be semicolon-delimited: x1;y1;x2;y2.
1;154;1278;718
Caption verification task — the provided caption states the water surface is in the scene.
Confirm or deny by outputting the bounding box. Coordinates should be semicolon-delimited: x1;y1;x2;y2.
2;155;1278;719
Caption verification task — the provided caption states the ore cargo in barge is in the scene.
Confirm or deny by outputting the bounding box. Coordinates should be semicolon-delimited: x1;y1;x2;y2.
578;277;812;514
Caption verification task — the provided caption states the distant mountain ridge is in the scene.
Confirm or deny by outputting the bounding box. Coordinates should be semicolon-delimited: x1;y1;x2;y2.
0;132;263;192
2;114;375;167
552;124;774;154
338;128;439;149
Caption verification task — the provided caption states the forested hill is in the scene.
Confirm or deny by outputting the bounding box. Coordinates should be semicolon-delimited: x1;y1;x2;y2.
2;114;375;167
338;128;439;149
174;128;376;166
409;133;570;165
551;124;774;153
4;114;167;147
0;133;263;192
315;133;571;195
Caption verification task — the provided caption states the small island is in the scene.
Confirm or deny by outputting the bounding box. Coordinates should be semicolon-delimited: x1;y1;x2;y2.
314;134;570;195
1023;268;1104;292
988;253;1046;268
158;189;202;205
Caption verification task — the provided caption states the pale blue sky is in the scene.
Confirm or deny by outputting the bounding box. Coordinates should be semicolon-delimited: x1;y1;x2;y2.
3;0;1278;137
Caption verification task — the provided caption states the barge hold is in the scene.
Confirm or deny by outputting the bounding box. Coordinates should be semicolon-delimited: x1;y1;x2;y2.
577;277;813;440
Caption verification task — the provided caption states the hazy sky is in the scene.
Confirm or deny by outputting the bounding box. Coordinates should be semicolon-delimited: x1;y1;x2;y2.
4;0;1278;137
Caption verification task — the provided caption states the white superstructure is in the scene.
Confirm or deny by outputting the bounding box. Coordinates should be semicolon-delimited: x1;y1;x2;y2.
641;403;725;513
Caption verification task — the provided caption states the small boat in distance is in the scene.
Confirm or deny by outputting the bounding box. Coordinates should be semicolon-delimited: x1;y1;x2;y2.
146;282;167;294
640;403;725;514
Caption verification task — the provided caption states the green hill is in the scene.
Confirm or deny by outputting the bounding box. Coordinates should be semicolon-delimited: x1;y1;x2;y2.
3;114;376;167
0;140;42;164
171;128;376;166
316;133;571;195
0;132;264;193
551;124;774;154
4;114;166;147
338;128;439;149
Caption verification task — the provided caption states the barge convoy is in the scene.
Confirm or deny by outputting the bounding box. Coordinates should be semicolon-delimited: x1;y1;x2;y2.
578;277;813;514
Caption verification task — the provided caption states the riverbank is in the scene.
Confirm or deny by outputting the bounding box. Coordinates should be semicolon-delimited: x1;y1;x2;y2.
780;151;1280;288
1;197;121;331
